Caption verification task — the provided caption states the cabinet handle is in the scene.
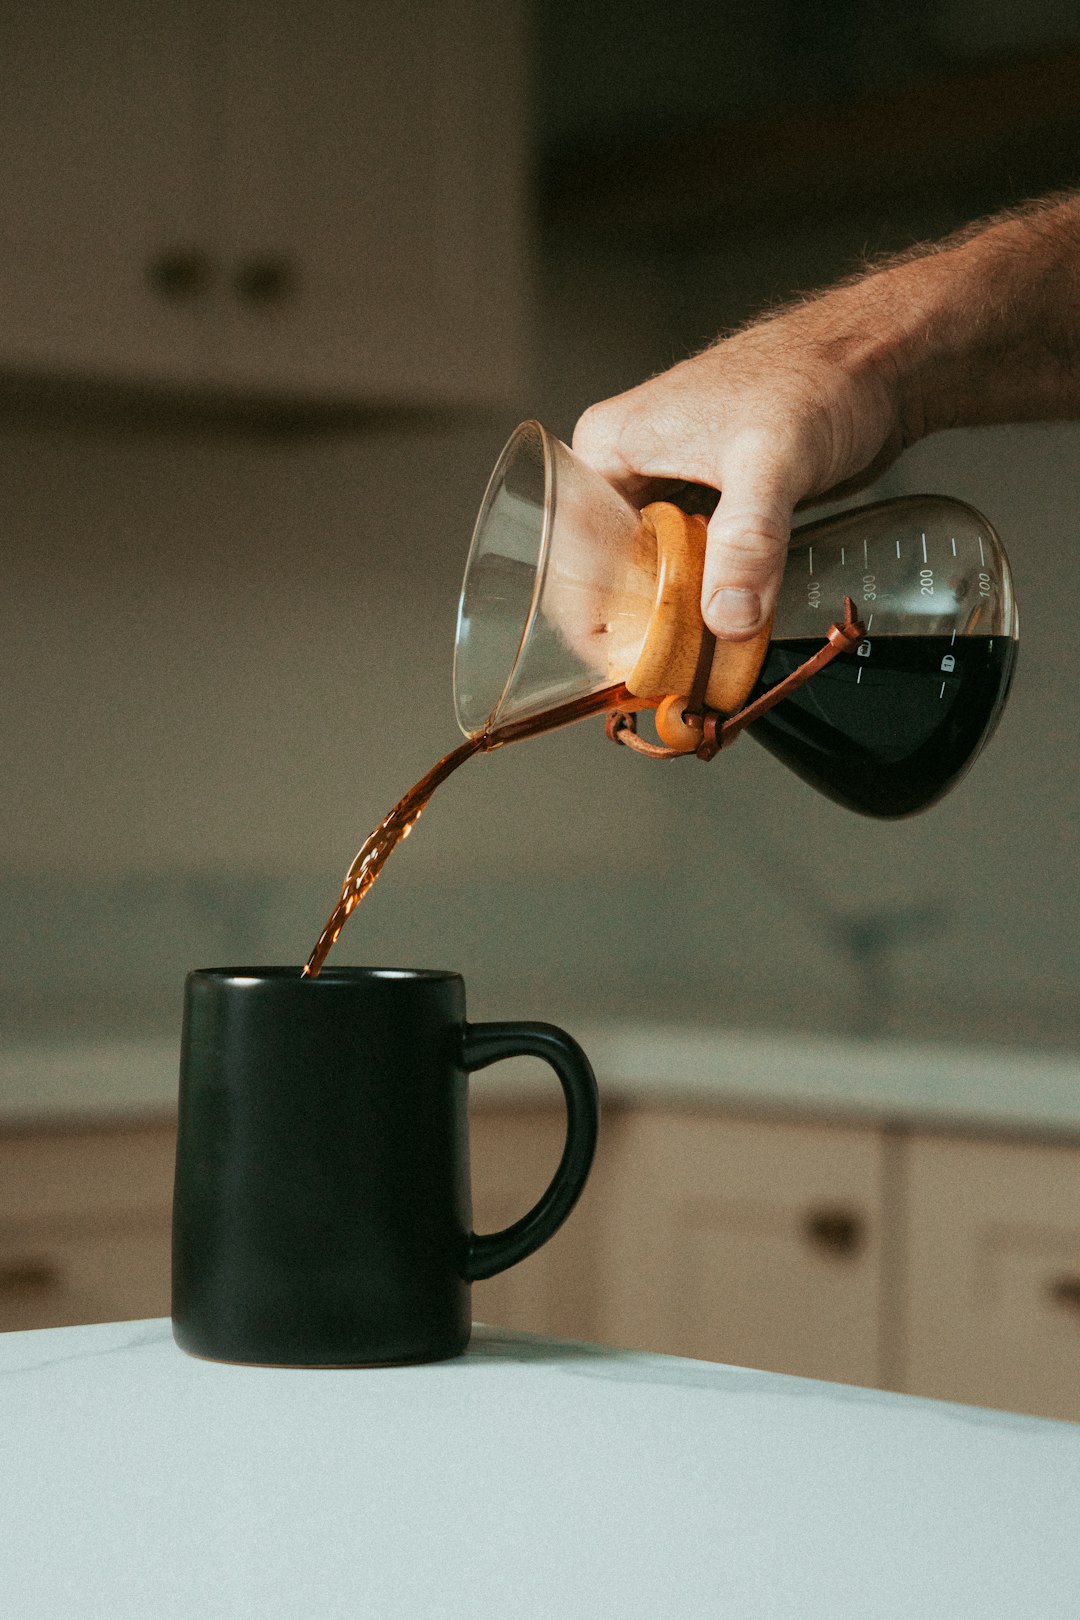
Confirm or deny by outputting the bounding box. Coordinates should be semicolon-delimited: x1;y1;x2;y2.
1047;1274;1080;1313
0;1258;62;1294
233;255;298;307
803;1206;865;1257
146;249;214;302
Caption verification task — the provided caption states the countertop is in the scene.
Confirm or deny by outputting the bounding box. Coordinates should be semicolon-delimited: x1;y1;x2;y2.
1;1317;1078;1618
4;1022;1080;1137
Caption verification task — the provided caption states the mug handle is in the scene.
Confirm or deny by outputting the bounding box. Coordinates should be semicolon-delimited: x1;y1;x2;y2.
462;1021;599;1282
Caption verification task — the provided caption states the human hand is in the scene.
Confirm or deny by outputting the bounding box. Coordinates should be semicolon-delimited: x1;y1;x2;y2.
571;289;907;640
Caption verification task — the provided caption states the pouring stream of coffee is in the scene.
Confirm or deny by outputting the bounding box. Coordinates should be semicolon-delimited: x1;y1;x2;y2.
302;684;632;977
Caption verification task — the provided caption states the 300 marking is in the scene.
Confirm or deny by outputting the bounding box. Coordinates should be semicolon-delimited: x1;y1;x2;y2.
862;572;877;602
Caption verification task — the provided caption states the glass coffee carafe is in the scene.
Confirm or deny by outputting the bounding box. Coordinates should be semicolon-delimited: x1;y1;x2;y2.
303;420;1021;976
454;421;1018;818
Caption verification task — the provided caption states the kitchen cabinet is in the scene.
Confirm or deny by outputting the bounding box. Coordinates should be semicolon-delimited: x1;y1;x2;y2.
212;0;523;404
4;1102;1080;1423
0;1;525;409
0;1123;175;1332
600;1109;885;1387
0;2;206;390
902;1133;1080;1424
468;1103;618;1344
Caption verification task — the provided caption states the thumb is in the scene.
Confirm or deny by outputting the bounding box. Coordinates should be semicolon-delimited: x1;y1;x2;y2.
702;463;796;640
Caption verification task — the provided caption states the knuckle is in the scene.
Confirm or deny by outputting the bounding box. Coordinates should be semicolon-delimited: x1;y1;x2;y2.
571;402;615;457
709;521;790;559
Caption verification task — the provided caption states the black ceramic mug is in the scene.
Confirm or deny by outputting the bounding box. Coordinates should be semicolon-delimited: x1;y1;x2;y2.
171;967;599;1366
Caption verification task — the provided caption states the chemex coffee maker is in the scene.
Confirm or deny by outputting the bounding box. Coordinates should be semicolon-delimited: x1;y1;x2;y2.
454;421;1019;817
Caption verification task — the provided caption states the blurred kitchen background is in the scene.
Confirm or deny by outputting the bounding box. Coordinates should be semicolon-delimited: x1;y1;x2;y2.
3;1;1080;1420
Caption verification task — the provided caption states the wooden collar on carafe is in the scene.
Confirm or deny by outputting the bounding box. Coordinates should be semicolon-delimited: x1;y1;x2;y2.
605;502;863;762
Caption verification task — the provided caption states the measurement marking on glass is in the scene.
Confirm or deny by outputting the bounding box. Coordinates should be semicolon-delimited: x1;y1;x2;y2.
978;536;986;565
866;613;874;630
921;532;928;562
857;667;863;684
808;546;813;575
950;628;956;645
989;637;994;653
840;547;845;565
896;540;901;558
951;536;957;557
863;538;868;566
939;682;946;699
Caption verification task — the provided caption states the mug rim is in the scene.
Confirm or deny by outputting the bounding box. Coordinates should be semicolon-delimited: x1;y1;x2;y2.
188;966;462;985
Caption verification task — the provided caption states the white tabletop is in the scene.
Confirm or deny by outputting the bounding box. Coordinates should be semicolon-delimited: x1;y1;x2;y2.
1;1318;1078;1618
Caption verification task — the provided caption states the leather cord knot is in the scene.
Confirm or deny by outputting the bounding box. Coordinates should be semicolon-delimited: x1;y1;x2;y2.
607;596;864;764
604;708;680;758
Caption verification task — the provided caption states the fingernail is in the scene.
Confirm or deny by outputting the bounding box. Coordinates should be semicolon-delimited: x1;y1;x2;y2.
706;587;761;636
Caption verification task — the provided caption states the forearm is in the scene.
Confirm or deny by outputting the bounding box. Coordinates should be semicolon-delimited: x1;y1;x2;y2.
834;192;1080;442
573;189;1080;641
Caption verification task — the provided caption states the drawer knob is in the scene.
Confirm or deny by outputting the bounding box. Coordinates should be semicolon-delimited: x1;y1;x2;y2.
1047;1274;1080;1313
146;249;214;301
803;1206;864;1256
233;255;298;307
0;1258;61;1294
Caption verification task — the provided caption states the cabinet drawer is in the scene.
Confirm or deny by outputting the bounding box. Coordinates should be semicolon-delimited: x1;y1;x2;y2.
902;1134;1080;1421
0;1123;177;1226
468;1105;611;1344
0;1221;171;1333
602;1110;886;1386
0;1;524;408
0;1122;177;1333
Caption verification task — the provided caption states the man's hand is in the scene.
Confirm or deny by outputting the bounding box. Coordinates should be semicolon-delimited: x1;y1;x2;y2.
572;192;1080;641
572;296;907;641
